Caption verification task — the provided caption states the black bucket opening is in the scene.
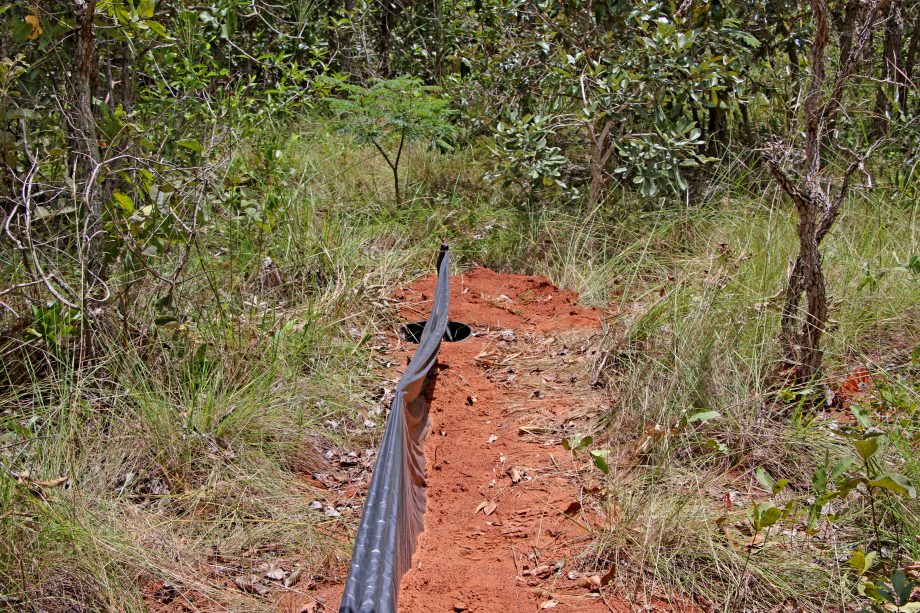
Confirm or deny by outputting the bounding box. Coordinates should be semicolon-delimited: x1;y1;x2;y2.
400;320;472;344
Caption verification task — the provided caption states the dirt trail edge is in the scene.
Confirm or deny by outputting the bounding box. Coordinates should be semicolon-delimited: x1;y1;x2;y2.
394;268;625;612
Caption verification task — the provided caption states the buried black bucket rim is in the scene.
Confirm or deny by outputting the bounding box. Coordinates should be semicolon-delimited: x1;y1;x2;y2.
400;320;472;344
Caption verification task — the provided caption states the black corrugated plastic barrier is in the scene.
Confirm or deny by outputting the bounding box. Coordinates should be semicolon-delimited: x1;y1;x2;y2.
338;246;451;613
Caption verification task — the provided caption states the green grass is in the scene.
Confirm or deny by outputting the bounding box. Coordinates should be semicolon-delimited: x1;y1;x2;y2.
1;125;918;611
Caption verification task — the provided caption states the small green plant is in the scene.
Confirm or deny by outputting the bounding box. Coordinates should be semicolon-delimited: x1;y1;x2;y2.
325;76;453;204
562;434;611;474
731;466;794;608
853;562;920;613
25;301;82;349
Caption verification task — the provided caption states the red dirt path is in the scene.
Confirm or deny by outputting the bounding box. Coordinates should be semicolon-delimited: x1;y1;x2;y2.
308;268;640;612
396;269;616;612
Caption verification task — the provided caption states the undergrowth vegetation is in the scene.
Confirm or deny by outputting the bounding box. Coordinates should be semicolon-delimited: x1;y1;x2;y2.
3;0;920;609
2;129;917;610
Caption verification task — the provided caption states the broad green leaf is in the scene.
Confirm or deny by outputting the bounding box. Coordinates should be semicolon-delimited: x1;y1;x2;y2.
812;466;827;493
687;410;720;424
138;0;155;19
737;32;760;48
177;139;202;152
853;436;882;462
760;504;781;528
751;502;781;531
7;107;40;121
848;548;876;575
830;457;854;482
850;405;872;428
891;569;910;603
867;473;917;498
755;467;775;493
112;191;134;213
589;449;610;474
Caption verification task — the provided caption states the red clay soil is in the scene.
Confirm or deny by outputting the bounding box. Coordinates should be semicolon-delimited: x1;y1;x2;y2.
307;268;643;612
396;269;617;612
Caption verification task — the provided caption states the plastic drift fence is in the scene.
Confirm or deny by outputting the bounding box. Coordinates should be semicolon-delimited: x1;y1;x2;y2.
338;246;451;613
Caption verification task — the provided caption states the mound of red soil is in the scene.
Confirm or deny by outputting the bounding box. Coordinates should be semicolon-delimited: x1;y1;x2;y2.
396;267;601;332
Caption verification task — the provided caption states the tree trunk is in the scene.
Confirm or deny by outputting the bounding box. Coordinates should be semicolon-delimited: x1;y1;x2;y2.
765;0;886;386
873;1;903;135
432;0;444;81
69;0;104;283
340;0;356;74
707;102;725;158
903;7;920;114
833;0;862;65
377;0;407;77
795;186;828;380
121;40;133;111
588;118;614;205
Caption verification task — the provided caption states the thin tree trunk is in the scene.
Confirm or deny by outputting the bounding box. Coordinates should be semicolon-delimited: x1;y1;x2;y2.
834;0;862;65
707;102;725;158
903;7;920;113
377;0;407;77
340;0;356;74
588;118;614;205
873;1;903;135
392;128;404;205
121;41;134;113
66;0;105;359
766;0;887;386
69;0;104;280
432;0;444;81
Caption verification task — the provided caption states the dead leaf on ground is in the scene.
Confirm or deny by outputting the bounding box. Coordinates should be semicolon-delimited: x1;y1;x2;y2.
284;568;303;587
601;566;615;585
746;532;766;548
579;575;602;591
474;499;498;515
487;434;498;444
508;467;522;483
518;425;554;435
297;600;325;613
264;567;287;581
579;566;614;592
33;476;68;488
540;599;559;609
